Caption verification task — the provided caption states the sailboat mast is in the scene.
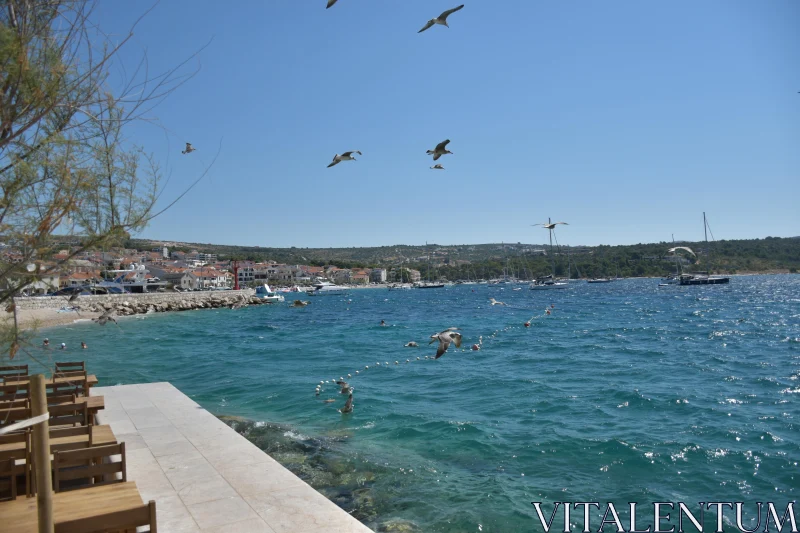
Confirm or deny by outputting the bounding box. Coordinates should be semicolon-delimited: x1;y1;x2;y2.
548;217;555;277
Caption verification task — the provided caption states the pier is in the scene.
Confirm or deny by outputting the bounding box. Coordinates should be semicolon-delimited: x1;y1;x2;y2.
95;382;373;533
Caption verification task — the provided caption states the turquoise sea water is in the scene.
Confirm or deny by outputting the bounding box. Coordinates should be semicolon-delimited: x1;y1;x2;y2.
40;276;799;532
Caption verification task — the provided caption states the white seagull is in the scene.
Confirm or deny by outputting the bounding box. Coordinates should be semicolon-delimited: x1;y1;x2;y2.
429;327;463;359
181;142;196;155
489;298;506;306
327;151;362;168
418;5;465;33
426;139;452;161
532;221;568;230
430;164;445;170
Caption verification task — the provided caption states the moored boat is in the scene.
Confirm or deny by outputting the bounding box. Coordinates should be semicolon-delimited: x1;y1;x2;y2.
255;284;285;302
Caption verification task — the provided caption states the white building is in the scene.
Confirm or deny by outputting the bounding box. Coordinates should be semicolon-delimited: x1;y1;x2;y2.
370;269;387;283
181;268;229;290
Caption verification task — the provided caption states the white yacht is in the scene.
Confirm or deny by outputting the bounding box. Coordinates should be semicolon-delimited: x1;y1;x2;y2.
529;275;569;290
309;281;349;296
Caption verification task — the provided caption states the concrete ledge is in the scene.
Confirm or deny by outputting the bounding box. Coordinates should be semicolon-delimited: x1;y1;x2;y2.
15;290;253;311
94;382;373;533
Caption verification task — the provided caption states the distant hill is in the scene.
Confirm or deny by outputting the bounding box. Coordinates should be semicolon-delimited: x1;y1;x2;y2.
129;236;800;280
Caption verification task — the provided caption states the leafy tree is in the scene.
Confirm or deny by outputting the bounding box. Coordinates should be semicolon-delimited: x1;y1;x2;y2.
1;0;212;363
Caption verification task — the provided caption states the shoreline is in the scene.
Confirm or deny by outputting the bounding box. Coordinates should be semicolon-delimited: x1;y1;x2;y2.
7;271;795;331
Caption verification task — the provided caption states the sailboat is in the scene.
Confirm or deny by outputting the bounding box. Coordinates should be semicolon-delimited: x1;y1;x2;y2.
678;213;730;285
415;243;445;289
530;218;569;290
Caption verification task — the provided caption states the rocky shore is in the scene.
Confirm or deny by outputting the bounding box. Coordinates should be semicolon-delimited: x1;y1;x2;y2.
7;289;278;330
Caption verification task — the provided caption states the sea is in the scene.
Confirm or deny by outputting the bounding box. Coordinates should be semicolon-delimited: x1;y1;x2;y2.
38;275;799;532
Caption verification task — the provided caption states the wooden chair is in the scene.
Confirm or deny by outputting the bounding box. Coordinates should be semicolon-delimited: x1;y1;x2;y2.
54;361;85;373
0;365;28;383
53;442;126;493
55;499;157;533
49;402;90;428
0;430;31;499
47;393;78;406
51;372;89;398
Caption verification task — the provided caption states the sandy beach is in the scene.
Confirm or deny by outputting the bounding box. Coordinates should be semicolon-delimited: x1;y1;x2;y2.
3;308;101;331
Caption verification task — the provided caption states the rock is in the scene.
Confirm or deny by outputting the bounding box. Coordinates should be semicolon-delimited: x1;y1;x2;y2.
378;519;421;533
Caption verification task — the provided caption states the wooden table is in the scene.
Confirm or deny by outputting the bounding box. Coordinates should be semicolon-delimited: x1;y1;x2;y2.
2;482;147;533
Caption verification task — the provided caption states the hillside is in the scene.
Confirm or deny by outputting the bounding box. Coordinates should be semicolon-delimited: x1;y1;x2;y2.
129;236;800;280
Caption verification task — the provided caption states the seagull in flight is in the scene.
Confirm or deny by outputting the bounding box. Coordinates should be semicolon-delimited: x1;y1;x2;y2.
336;380;351;394
429;327;463;359
427;139;452;161
326;0;338;7
533;221;568;230
489;298;506;306
181;142;196;155
93;309;118;326
418;5;465;33
430;164;445;170
327;151;362;168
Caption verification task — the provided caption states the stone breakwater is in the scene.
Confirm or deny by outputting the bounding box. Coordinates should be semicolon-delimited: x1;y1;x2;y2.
13;289;266;315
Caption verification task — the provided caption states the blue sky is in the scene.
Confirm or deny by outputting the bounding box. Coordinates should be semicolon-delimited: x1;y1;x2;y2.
95;1;799;248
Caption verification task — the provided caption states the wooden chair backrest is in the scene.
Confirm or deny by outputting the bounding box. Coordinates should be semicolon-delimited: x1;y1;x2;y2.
0;397;29;409
55;499;157;533
49;425;93;453
51;372;88;397
0;429;31;498
53;442;126;493
0;365;28;382
0;458;18;501
54;361;85;373
47;393;77;406
49;402;89;427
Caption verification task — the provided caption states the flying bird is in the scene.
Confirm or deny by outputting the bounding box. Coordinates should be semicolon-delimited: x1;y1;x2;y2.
668;246;696;257
532;221;568;230
489;298;506;306
336;380;351;394
339;391;354;414
430;164;445;170
404;341;418;347
426;139;452;161
429;327;463;359
327;151;362;168
326;0;338;7
181;142;196;155
92;309;118;326
418;5;465;33
230;294;248;310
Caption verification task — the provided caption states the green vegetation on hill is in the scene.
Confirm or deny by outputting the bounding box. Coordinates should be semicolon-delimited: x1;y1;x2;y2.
130;236;800;280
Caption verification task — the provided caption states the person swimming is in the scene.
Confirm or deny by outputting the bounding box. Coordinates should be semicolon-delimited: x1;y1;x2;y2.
43;338;49;347
380;320;387;327
81;342;87;349
60;342;66;350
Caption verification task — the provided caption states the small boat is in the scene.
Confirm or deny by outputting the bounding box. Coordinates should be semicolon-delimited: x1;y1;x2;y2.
414;282;445;289
255;284;285;303
587;278;613;284
678;272;730;285
529;275;568;290
309;281;349;296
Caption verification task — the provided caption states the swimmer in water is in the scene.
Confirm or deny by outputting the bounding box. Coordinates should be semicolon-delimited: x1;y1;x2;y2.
545;309;551;315
81;342;87;349
43;338;50;347
380;320;387;327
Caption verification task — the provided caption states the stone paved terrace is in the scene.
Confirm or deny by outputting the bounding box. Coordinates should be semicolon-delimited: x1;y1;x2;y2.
94;382;374;533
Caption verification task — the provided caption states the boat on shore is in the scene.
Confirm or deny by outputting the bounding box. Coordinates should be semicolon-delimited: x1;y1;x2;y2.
255;284;285;303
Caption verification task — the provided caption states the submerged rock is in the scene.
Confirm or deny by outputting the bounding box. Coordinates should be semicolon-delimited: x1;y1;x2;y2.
377;519;421;533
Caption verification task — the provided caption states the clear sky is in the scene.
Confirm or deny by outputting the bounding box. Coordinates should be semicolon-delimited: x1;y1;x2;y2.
94;0;799;248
